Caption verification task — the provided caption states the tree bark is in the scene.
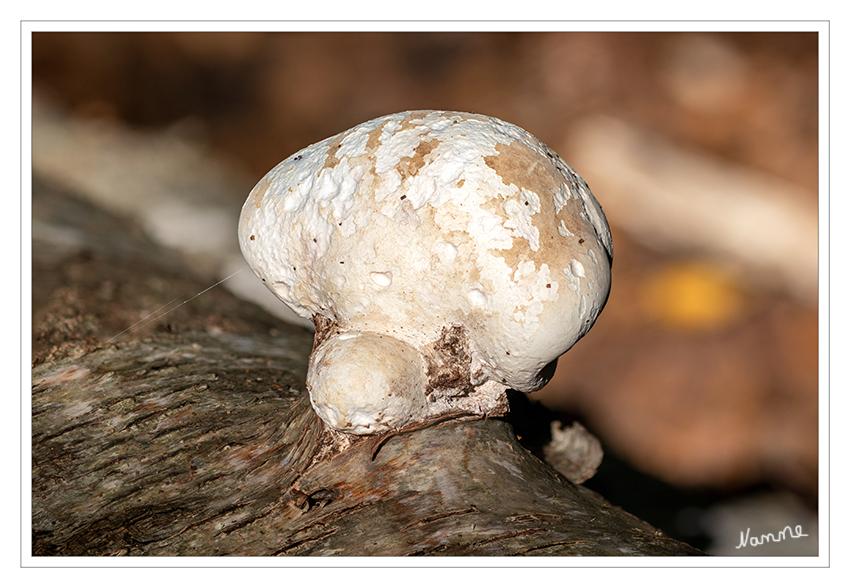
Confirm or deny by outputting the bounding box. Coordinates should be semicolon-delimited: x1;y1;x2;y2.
31;175;703;556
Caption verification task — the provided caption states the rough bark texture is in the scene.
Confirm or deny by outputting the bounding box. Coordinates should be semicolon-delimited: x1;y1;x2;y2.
31;175;703;557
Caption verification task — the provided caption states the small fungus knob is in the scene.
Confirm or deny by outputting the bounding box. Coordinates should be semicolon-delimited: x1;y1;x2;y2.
307;331;426;434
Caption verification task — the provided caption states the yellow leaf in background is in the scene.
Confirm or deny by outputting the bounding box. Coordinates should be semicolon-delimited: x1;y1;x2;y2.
639;262;745;330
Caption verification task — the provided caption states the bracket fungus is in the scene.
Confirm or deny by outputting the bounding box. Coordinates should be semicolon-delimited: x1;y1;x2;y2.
239;110;612;436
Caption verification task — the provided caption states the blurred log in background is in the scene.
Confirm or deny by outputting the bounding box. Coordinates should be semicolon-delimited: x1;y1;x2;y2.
31;30;820;555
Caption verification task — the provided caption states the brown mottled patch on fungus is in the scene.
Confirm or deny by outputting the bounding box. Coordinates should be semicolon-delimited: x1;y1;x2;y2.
398;139;439;181
322;135;346;170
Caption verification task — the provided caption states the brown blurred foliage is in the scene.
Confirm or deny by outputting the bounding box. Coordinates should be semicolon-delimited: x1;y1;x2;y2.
31;31;820;503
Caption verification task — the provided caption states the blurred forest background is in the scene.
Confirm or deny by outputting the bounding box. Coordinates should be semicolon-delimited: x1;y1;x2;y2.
30;30;820;555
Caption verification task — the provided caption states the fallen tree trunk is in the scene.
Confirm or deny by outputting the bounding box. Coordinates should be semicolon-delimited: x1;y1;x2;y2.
31;175;703;556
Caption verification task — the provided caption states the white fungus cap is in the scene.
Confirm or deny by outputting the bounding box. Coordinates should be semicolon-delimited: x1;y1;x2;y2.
239;110;612;435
